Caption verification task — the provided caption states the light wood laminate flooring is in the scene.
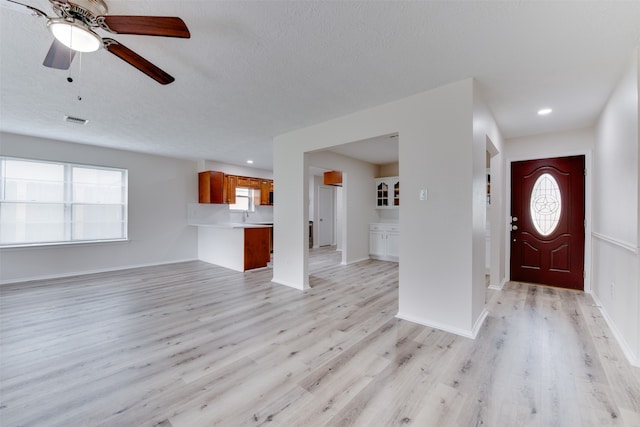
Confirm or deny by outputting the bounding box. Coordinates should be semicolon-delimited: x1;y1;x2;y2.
1;247;639;426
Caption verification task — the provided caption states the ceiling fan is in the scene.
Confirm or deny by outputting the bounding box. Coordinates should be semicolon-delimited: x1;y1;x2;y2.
3;0;190;84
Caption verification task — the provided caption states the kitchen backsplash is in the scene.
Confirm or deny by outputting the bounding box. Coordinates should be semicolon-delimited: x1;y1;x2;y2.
188;202;274;225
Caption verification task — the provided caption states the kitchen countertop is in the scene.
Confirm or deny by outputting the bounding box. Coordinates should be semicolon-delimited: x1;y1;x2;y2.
189;222;272;229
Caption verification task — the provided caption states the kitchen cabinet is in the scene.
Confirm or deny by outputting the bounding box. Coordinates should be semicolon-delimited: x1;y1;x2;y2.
236;176;262;189
199;170;273;205
224;174;237;204
244;227;271;270
260;179;274;205
199;171;225;203
196;224;272;272
375;176;399;208
323;171;342;186
369;223;399;262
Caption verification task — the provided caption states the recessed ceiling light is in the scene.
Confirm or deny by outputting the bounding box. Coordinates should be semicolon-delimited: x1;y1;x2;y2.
537;108;553;115
246;160;254;164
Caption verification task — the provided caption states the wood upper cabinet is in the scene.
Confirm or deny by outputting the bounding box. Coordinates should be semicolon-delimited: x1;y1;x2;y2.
323;171;342;186
198;171;225;203
198;170;273;205
236;176;261;189
236;176;252;188
224;174;237;204
259;179;274;205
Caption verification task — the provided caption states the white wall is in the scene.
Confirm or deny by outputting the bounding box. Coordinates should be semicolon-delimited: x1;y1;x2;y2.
378;162;399;177
200;160;273;180
472;85;505;317
273;78;494;337
592;49;639;367
505;127;595;291
506;128;595;161
0;133;198;283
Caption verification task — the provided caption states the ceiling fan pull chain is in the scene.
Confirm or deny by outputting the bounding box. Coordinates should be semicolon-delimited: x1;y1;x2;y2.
67;24;74;83
76;52;83;101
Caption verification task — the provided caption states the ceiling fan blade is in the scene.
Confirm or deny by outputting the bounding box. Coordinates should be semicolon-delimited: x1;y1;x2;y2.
103;38;175;85
3;0;48;17
43;38;76;70
98;16;190;38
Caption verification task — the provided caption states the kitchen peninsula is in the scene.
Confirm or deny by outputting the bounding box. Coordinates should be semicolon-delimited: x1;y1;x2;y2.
193;222;271;272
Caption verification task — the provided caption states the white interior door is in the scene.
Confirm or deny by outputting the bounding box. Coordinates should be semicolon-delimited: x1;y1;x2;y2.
318;186;334;246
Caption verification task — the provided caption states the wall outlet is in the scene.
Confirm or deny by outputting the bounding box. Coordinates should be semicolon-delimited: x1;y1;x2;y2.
610;281;615;298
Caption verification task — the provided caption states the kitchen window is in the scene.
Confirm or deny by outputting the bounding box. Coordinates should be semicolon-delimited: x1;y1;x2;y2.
0;157;128;247
229;187;255;212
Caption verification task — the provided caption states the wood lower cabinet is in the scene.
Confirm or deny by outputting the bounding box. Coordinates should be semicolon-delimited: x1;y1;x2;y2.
197;225;271;271
244;227;271;270
369;223;399;262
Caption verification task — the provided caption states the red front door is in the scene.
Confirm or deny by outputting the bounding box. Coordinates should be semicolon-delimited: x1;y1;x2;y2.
510;156;585;290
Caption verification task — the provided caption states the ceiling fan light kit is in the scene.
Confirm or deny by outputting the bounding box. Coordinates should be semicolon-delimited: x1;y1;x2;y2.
47;18;101;52
5;0;190;84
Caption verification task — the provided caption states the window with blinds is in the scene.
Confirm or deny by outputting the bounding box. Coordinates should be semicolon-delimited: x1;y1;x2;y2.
0;157;128;247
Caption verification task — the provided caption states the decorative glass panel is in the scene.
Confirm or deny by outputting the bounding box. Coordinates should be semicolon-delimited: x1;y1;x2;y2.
530;173;561;236
394;182;400;206
377;182;388;206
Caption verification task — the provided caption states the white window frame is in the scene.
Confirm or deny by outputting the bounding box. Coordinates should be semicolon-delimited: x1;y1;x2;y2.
228;187;256;212
0;156;128;248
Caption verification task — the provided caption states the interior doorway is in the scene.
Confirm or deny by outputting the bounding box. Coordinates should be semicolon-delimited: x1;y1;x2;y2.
510;155;585;290
318;186;335;247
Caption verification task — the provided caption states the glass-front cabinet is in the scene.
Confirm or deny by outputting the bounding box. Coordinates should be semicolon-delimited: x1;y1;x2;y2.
375;176;399;209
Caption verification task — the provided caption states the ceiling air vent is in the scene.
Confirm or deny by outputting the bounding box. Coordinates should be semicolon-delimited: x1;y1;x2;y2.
64;115;88;125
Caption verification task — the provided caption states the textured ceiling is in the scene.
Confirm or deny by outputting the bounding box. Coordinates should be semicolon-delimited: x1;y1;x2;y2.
1;1;639;171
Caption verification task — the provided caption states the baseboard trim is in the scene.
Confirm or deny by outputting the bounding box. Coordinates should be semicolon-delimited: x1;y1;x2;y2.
0;258;199;286
589;292;640;368
488;277;508;291
271;277;307;290
396;309;488;340
369;255;399;262
341;256;371;266
471;308;489;339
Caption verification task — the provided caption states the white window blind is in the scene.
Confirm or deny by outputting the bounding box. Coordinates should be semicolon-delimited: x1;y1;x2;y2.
0;157;128;247
229;187;255;212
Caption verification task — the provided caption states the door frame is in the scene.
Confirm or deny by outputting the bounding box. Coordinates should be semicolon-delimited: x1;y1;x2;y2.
505;150;593;292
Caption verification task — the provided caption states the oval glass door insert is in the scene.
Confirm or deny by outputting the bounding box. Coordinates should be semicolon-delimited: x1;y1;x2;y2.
530;173;561;236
